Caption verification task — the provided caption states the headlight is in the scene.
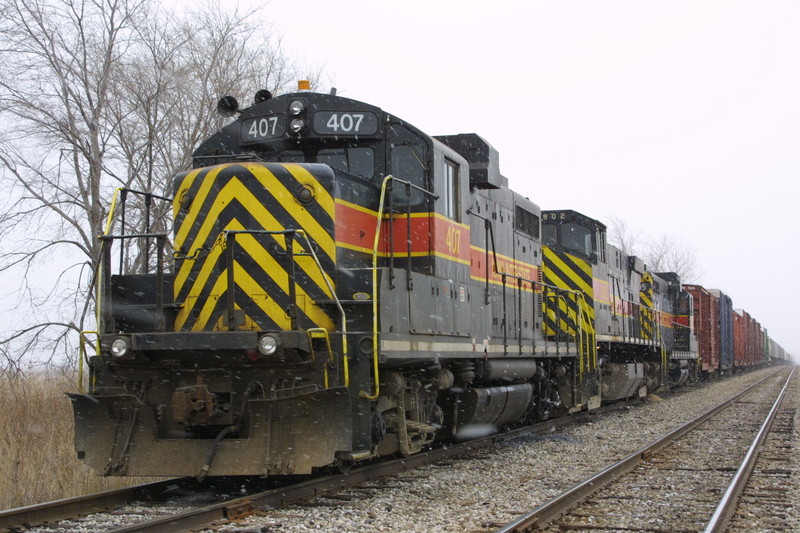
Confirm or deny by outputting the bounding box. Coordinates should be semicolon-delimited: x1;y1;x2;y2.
258;335;279;356
110;337;130;358
289;118;305;133
289;100;305;115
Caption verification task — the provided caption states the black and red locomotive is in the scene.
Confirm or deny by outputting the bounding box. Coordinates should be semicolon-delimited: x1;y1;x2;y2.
70;83;784;478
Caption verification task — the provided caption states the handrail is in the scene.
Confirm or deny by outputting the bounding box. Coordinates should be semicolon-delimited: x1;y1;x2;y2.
95;187;173;334
495;265;596;374
94;188;124;343
307;328;348;388
77;330;100;393
98;233;168;333
363;176;392;400
363;175;437;400
223;229;349;387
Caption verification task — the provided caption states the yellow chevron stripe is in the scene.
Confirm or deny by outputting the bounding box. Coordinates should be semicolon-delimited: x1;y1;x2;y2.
174;165;226;250
234;229;334;302
175;234;225;331
172;168;200;220
546;298;577;335
281;164;335;219
194;271;227;332
176;218;334;331
174;177;336;297
230;261;290;330
232;260;335;331
247;163;335;258
542;247;596;340
543;249;593;296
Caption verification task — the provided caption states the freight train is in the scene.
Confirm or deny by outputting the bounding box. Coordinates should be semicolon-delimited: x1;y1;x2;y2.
69;82;790;478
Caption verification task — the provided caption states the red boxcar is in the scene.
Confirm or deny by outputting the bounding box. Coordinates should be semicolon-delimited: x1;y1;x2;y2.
733;309;763;369
683;284;719;375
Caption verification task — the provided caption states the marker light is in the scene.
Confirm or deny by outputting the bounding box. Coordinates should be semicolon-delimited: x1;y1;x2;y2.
289;118;305;133
297;80;311;91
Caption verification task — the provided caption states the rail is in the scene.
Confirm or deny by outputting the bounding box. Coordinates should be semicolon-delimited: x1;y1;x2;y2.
498;270;596;375
0;479;185;532
87;187;172;380
495;367;789;532
704;365;797;532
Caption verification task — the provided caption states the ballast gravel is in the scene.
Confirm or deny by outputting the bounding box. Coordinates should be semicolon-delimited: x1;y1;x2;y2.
203;366;796;533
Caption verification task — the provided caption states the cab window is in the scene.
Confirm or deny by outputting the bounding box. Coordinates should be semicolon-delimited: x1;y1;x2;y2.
318;147;374;179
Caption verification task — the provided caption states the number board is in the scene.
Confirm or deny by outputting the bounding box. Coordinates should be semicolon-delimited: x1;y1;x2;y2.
312;111;379;136
241;115;286;143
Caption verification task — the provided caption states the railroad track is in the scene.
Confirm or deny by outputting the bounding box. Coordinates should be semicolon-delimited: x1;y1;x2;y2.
3;399;614;533
707;366;798;532
497;366;796;532
4;370;786;533
0;477;294;533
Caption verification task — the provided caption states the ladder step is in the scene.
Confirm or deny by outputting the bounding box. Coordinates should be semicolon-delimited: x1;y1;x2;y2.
307;328;329;339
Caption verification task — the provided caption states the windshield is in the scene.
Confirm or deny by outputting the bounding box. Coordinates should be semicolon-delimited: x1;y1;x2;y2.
561;222;595;258
277;146;374;180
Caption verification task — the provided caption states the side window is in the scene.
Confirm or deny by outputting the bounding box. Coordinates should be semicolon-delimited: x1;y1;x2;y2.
514;206;539;238
443;159;460;221
598;229;607;263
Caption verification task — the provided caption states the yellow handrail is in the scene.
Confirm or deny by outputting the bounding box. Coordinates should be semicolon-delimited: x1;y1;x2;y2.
360;175;395;400
294;230;350;388
104;187;124;235
95;187;124;336
307;328;336;388
77;331;100;393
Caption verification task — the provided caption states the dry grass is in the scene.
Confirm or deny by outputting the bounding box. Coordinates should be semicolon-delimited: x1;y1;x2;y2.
0;371;148;510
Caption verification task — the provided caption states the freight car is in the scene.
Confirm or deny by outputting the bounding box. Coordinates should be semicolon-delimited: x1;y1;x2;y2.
683;285;719;378
69;83;773;478
709;289;735;372
682;284;785;377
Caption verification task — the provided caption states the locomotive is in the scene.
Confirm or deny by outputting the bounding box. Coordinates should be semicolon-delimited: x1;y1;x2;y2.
71;82;764;478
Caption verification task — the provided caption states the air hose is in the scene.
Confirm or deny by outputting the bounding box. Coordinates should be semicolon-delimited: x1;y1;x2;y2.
196;382;259;481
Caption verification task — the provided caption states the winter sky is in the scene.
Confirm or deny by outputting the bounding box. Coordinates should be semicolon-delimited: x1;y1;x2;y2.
251;0;799;358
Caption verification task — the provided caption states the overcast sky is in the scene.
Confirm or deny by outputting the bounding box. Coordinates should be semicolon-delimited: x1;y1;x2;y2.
250;0;799;358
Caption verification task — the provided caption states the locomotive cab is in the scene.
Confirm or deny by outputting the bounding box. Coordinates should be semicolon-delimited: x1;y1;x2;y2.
542;209;606;265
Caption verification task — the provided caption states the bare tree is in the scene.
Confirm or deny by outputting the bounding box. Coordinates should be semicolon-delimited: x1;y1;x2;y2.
606;216;702;283
606;214;644;256
0;0;321;371
0;0;146;370
641;234;702;284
